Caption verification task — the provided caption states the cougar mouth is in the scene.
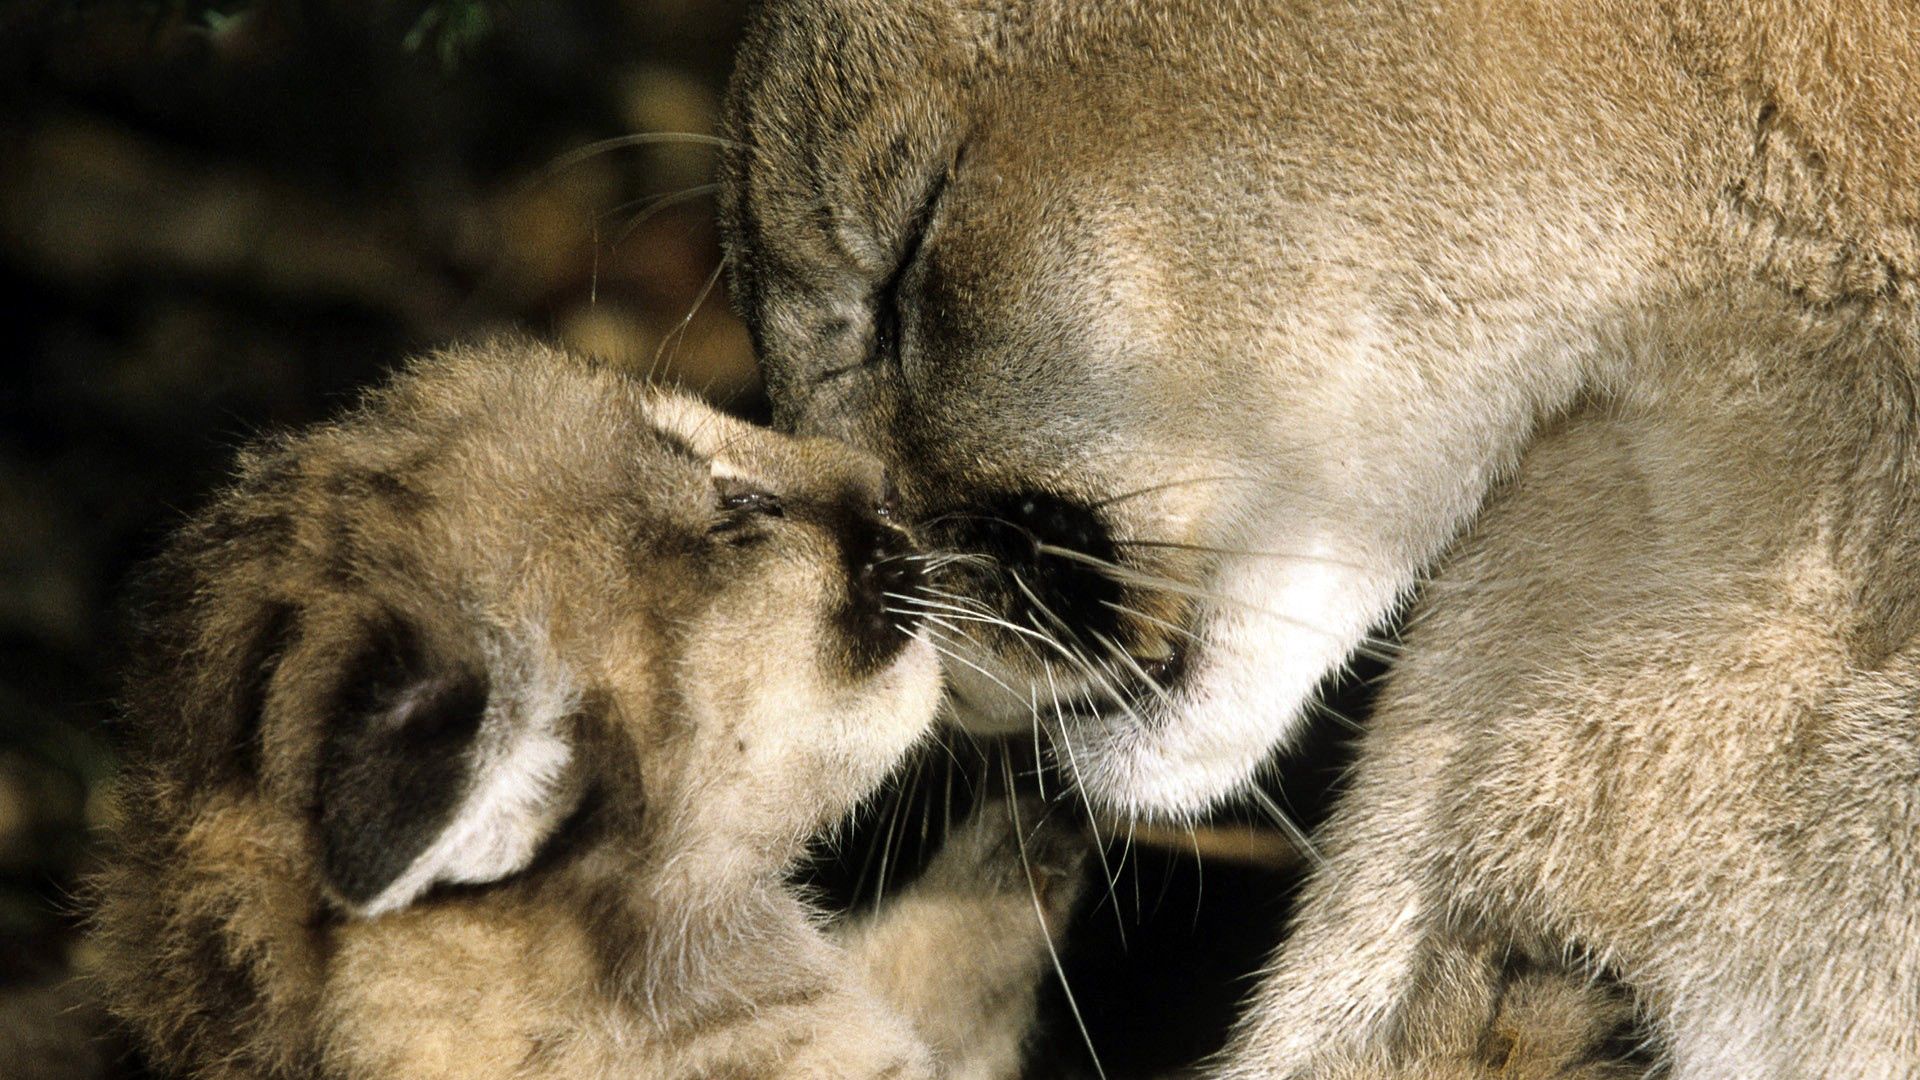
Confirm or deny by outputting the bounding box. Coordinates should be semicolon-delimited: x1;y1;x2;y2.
911;484;1203;697
1048;635;1193;723
1089;618;1194;704
930;563;1203;735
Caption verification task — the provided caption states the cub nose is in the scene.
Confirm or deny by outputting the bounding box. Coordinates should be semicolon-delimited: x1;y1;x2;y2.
960;490;1123;644
840;505;926;674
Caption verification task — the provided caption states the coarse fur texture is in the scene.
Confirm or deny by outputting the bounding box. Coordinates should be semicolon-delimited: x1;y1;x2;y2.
90;339;1083;1079
717;1;1920;1076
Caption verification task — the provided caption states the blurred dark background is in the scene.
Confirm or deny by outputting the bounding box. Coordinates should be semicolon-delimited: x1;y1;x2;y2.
0;3;1359;1075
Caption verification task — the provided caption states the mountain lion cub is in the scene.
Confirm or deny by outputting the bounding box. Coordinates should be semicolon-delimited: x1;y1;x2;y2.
91;339;1081;1079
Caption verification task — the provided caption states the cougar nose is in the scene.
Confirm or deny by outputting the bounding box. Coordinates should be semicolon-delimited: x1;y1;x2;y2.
841;506;925;673
966;491;1122;642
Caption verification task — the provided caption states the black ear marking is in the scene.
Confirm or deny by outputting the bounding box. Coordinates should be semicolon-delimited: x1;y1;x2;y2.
316;614;488;909
228;600;300;782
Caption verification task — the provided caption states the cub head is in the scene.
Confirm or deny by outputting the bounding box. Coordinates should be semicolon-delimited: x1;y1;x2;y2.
96;339;937;1069
719;0;1658;818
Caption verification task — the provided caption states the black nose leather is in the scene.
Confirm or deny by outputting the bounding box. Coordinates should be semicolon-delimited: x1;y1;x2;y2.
840;509;925;675
958;490;1122;644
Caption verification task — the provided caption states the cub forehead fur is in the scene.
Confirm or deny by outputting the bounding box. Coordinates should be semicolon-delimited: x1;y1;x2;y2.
88;339;1075;1079
719;1;1920;1077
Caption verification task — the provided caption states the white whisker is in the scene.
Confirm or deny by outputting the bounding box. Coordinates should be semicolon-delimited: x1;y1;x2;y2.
650;262;725;384
1003;757;1108;1080
538;131;740;185
1091;474;1262;508
607;184;721;247
1246;785;1327;875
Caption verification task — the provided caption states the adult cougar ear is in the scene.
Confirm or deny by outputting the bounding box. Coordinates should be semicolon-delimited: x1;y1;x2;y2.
315;613;580;918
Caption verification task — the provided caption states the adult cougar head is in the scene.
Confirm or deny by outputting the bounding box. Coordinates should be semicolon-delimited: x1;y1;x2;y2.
92;339;941;1075
718;0;1920;818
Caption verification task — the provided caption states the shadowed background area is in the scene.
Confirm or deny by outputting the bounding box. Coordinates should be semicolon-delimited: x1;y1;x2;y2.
0;3;1358;1075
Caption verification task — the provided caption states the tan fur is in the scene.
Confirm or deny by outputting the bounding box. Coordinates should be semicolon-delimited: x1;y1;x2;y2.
718;2;1920;1076
91;340;1081;1079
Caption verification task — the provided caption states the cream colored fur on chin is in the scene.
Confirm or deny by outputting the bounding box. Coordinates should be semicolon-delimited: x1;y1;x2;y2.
1069;548;1401;821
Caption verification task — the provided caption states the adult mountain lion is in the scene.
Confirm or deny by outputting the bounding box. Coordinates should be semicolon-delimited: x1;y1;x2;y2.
718;1;1920;1076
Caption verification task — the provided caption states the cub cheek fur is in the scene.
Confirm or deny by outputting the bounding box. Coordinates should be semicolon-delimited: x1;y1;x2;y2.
683;568;942;836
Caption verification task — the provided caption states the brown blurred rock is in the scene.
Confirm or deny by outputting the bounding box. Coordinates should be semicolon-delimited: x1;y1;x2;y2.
0;977;118;1080
619;63;724;189
3;117;463;338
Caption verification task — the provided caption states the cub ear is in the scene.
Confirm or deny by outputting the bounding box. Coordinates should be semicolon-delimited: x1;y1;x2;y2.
316;614;579;917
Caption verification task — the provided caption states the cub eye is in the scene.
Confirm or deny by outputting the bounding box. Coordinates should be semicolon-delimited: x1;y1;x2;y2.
875;474;900;521
709;476;784;546
717;486;783;517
